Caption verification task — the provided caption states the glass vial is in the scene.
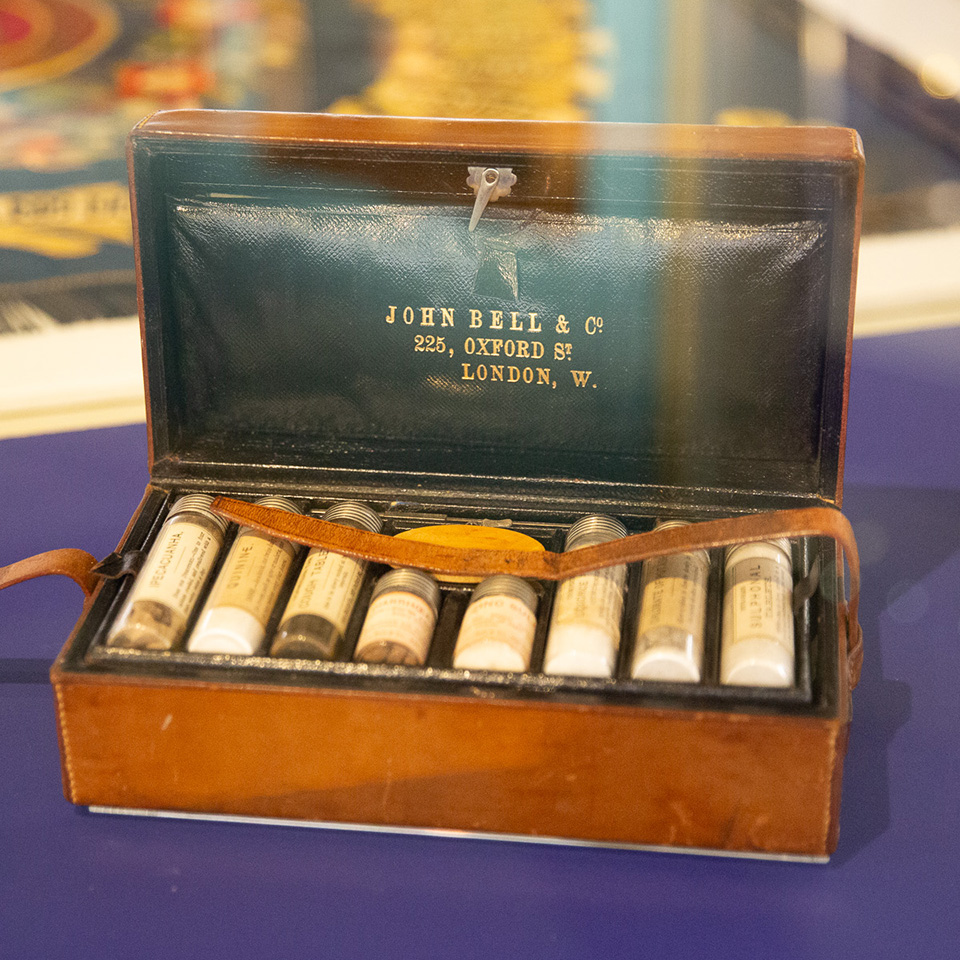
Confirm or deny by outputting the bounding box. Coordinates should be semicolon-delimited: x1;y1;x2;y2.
720;538;795;687
543;515;628;677
452;574;539;672
188;496;302;655
270;501;383;660
631;520;710;682
106;494;228;650
353;568;440;666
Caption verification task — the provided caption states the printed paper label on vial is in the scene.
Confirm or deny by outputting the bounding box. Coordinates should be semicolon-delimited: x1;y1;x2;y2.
552;568;626;633
455;596;537;666
726;557;793;648
282;550;365;635
355;592;436;663
133;523;221;622
209;534;294;625
636;554;708;649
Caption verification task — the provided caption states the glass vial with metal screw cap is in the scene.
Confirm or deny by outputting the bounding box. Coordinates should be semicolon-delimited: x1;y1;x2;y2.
270;501;383;660
353;568;440;666
543;514;629;678
453;574;539;672
188;496;302;656
720;538;795;687
630;520;710;682
106;494;228;651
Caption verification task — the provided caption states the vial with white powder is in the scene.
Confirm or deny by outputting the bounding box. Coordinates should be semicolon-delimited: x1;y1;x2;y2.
106;494;228;650
270;501;382;660
543;514;628;678
188;496;302;655
630;520;710;682
353;568;440;666
452;574;539;672
720;538;795;687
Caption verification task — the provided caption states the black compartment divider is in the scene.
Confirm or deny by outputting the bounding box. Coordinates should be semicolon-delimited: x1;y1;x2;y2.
527;527;565;674
615;562;644;680
336;563;384;663
702;548;724;686
793;537;814;693
428;588;469;668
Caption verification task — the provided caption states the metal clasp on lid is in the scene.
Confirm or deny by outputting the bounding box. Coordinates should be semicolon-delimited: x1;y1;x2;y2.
466;166;517;231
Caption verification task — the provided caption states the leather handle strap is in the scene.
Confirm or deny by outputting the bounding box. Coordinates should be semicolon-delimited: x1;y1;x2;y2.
0;548;100;599
212;497;862;688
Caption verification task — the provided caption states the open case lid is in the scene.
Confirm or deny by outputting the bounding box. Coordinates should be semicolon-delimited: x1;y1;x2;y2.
129;111;862;514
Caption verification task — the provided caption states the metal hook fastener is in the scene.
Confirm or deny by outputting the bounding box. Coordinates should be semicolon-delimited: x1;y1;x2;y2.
467;166;517;232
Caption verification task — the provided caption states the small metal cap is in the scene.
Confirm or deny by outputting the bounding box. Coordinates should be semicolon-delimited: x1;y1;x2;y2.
725;537;793;568
322;501;383;533
371;568;440;612
253;496;302;514
168;494;229;537
564;514;628;551
653;519;709;566
469;574;538;614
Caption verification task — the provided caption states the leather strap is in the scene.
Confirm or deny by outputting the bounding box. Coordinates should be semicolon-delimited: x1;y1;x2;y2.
0;548;100;599
212;497;863;688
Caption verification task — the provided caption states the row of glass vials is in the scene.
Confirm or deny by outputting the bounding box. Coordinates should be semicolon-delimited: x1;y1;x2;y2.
105;494;800;687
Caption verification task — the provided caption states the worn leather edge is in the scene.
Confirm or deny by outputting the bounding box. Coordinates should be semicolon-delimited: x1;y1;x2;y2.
131;111;864;164
0;549;99;598
126;134;155;473
825;720;852;854
212;498;862;686
834;132;866;507
48;487;156;804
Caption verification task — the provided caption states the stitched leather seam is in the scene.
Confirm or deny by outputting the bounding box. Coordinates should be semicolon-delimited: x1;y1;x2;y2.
821;728;833;852
823;724;842;853
53;683;77;804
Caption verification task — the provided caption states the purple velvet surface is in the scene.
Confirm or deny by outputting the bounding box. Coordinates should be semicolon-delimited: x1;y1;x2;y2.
2;328;959;958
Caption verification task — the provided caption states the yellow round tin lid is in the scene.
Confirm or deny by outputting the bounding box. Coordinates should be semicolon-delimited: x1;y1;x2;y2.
393;525;545;583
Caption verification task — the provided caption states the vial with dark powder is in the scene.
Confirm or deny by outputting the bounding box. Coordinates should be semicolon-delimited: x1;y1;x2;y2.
270;501;383;660
106;494;228;651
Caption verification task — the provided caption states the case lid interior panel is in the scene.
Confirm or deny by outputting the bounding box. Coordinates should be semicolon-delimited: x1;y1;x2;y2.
129;113;862;511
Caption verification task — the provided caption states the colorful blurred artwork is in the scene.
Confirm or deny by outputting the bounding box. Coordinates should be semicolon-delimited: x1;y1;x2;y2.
0;0;309;174
0;0;316;436
0;0;617;273
324;0;613;122
3;0;960;436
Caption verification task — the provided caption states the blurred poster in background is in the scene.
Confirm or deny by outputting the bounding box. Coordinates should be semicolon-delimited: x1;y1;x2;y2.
2;0;959;435
0;0;322;434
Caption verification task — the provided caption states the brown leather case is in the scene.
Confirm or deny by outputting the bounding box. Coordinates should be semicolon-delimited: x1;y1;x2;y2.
15;112;865;859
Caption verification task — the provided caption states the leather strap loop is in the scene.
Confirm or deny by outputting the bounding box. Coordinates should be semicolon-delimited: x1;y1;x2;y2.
0;548;100;599
212;497;862;688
